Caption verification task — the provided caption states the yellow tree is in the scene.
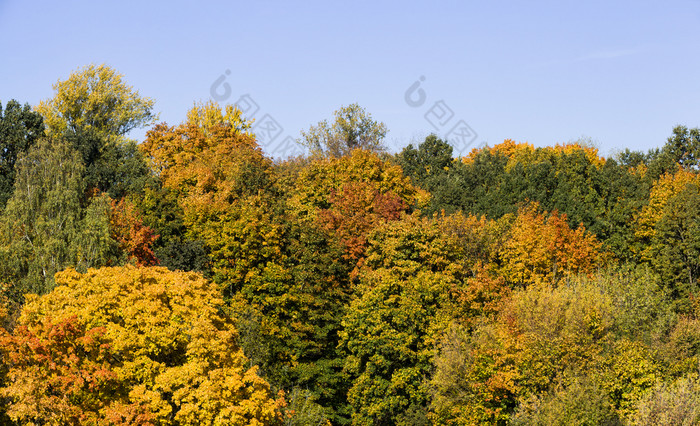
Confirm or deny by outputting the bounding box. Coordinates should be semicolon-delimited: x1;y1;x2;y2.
635;169;700;259
499;203;601;287
0;266;283;425
143;103;352;423
36;64;156;139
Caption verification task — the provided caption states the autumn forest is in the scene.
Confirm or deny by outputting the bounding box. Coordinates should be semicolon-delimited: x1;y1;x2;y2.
1;64;700;425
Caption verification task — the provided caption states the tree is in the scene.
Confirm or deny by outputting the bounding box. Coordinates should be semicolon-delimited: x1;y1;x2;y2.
289;149;427;276
0;136;150;297
653;184;700;308
142;102;280;296
340;215;469;425
429;317;520;425
498;203;601;287
591;158;649;262
511;377;621;426
341;268;453;425
228;216;354;424
634;375;700;425
318;181;406;267
429;267;670;425
36;64;156;198
300;103;387;157
661;125;700;171
143;103;354;423
0;100;45;209
0;138;87;295
108;197;159;266
292;149;425;215
0;266;283;425
396;135;470;215
396;135;454;184
36;64;156;139
635;170;700;311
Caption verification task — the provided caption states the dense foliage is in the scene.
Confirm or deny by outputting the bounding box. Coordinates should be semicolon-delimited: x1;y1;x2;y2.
0;64;699;424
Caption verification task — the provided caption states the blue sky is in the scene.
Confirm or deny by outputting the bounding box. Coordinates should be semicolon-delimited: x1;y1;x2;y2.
1;0;699;158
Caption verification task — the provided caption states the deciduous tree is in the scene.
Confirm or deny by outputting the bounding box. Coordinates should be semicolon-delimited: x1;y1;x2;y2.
36;64;156;139
0;100;45;209
0;266;283;425
0;138;86;295
499;203;601;287
300;104;387;157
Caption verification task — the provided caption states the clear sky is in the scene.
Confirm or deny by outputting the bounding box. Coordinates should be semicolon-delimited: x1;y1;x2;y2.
1;0;699;158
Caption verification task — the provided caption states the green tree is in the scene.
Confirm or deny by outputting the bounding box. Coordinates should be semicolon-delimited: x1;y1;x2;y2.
0;138;87;295
661;125;700;171
340;215;468;425
396;135;469;215
300;103;387;157
591;158;649;261
652;183;700;309
397;135;454;184
36;64;156;198
341;269;452;425
0;100;45;209
635;170;700;312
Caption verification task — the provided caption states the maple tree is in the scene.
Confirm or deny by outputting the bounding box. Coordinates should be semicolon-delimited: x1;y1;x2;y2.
291;149;427;274
141;101;276;292
0;266;283;425
108;197;159;266
498;203;602;287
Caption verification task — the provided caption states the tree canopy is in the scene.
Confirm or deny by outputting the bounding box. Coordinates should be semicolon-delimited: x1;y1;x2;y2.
300;103;387;158
1;65;700;425
0;266;283;425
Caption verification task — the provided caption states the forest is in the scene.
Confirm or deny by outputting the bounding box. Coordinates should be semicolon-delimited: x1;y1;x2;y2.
0;64;699;425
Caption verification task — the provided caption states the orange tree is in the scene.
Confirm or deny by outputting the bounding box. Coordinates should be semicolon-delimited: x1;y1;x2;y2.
0;266;283;425
498;203;602;287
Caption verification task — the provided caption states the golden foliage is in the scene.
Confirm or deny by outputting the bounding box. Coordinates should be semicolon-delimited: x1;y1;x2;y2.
461;139;605;169
499;203;601;287
0;266;283;425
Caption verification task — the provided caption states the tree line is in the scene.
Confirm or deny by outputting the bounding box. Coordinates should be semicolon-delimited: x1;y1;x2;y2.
0;64;699;425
